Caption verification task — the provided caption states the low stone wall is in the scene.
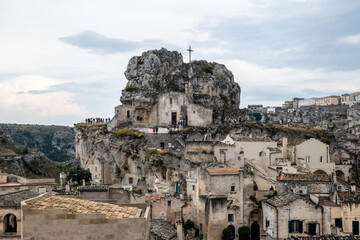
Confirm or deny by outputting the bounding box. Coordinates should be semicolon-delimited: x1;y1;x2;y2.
21;202;150;240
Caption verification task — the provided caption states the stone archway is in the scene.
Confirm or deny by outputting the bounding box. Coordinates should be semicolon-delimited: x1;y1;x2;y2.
336;170;345;179
4;213;17;233
313;169;327;175
251;222;260;240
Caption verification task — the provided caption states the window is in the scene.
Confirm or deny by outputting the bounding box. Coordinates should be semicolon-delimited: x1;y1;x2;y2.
230;185;236;192
306;156;310;163
289;220;303;233
4;214;17;233
127;110;130;118
192;185;195;191
259;152;262;156
228;214;234;222
167;201;171;207
306;223;319;235
200;224;203;231
266;219;270;228
320;156;323;163
128;177;133;184
170;98;173;104
335;218;343;228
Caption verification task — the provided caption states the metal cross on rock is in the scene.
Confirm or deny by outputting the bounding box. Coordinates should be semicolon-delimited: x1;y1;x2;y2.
187;45;194;63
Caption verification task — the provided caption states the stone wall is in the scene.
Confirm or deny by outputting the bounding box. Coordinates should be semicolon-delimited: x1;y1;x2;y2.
21;204;150;240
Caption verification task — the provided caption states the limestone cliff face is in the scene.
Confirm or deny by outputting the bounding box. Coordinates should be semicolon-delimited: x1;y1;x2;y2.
122;48;240;108
75;125;191;192
111;48;241;128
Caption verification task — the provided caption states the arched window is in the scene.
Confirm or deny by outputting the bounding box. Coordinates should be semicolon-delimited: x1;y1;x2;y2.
4;213;17;233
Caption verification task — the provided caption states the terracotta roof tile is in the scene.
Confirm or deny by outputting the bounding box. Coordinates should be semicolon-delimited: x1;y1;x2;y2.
207;168;241;176
145;194;166;203
278;173;331;182
26;194;140;219
266;194;303;207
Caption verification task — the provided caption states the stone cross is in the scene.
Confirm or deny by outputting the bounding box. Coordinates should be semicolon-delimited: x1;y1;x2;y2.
187;45;193;63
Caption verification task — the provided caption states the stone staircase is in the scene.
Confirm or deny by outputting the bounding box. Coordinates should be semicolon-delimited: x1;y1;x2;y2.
145;133;185;151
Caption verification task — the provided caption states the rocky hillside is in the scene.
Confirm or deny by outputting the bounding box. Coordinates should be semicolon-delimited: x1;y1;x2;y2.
121;48;241;123
0;128;61;179
0;124;75;162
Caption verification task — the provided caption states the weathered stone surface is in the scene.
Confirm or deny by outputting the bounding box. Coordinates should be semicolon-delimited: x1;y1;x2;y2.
113;48;241;128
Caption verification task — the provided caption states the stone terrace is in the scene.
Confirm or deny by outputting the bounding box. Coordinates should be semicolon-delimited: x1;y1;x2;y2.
26;194;141;218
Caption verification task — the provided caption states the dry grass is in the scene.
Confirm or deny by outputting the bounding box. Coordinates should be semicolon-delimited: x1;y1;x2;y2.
0;148;17;157
76;123;107;128
112;128;144;139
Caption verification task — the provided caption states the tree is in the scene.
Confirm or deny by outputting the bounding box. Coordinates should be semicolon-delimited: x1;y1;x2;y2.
222;228;233;240
238;226;250;240
65;165;91;185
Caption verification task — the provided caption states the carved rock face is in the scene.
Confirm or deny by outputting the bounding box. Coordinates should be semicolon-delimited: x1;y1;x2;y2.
121;48;241;111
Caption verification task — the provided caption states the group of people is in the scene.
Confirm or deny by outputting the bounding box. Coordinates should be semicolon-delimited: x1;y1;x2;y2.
85;118;111;124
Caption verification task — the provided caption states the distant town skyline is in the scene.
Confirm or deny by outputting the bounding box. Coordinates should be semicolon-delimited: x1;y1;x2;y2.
1;0;360;126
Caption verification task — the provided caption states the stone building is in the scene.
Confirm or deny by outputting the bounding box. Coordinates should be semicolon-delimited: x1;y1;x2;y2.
262;194;330;239
341;91;360;106
276;173;332;196
298;98;317;108
21;194;150;240
108;48;241;130
283;138;334;175
0;190;39;239
0;172;54;195
330;191;360;235
187;167;244;240
316;96;340;106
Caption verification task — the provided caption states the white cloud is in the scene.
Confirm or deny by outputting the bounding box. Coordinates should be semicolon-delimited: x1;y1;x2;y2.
0;75;86;124
340;33;360;46
224;59;360;107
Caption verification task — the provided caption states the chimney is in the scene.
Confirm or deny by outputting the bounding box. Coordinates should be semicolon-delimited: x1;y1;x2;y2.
282;137;288;159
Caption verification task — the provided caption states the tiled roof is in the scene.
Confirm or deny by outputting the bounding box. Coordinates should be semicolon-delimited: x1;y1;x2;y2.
278;173;331;182
145;194;166;203
26;194;140;219
150;219;177;240
265;194;303;207
289;236;360;240
339;191;360;203
78;185;109;192
207;168;241;176
0;190;39;207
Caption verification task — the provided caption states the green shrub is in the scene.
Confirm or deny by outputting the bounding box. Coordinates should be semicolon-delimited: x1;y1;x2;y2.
238;226;250;240
202;65;213;74
184;219;195;230
123;165;129;171
124;85;139;91
21;147;29;154
222;228;233;240
252;113;262;121
199;232;203;240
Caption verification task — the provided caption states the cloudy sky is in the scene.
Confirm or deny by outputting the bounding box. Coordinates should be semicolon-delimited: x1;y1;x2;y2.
1;0;360;126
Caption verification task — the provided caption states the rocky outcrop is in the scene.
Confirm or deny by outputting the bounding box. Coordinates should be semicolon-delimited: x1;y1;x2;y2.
0;128;60;179
110;48;241;129
75;124;190;192
122;48;240;108
0;124;75;162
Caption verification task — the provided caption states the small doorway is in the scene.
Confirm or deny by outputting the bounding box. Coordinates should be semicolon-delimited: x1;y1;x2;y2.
251;222;260;240
171;112;177;125
4;213;17;233
353;221;359;235
227;225;235;239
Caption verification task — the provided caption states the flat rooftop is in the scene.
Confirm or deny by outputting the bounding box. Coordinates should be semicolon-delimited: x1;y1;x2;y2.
26;194;141;219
